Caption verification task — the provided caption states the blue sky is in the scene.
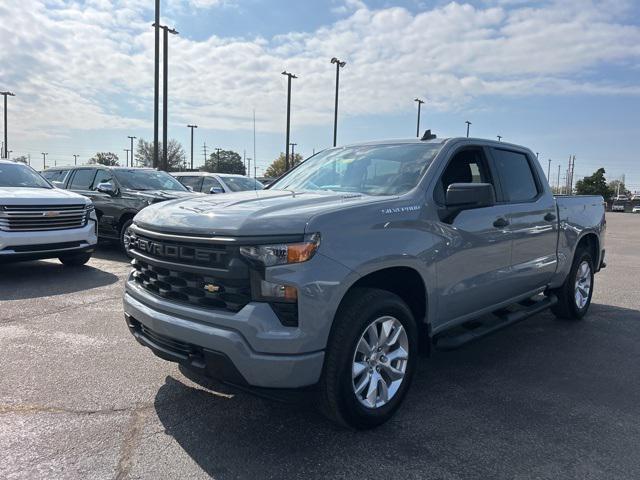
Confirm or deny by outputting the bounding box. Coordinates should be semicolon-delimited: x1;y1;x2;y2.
1;0;639;189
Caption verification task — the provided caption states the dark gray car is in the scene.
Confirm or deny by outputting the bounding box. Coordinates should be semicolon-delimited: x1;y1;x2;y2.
122;137;606;428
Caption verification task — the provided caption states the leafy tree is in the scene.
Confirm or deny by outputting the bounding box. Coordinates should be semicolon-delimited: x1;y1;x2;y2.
135;138;186;171
202;150;246;175
264;152;303;179
13;155;28;164
89;152;119;166
608;179;630;198
575;168;614;201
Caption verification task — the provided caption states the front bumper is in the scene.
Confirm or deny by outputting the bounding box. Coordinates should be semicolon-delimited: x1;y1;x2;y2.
123;281;325;389
0;219;98;262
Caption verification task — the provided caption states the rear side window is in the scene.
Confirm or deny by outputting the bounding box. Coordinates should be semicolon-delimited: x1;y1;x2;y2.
178;176;203;192
69;169;97;190
491;149;538;202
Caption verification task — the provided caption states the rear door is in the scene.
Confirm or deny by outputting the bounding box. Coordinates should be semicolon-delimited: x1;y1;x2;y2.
489;147;557;293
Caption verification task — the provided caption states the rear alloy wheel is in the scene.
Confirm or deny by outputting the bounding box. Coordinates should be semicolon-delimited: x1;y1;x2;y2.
319;288;418;429
551;248;594;320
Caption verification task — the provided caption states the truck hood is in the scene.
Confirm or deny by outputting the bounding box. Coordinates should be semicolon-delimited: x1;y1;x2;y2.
0;187;90;206
134;189;389;236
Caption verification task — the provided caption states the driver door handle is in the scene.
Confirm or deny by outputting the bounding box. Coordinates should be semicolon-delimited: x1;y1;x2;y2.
493;217;509;228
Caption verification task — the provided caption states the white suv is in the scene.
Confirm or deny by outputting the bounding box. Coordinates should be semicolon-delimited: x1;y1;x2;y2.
0;160;98;265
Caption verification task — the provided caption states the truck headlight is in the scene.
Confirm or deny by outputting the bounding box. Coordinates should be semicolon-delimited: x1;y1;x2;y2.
239;233;320;267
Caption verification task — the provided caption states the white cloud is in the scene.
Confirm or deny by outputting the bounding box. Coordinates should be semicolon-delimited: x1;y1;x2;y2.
0;0;639;143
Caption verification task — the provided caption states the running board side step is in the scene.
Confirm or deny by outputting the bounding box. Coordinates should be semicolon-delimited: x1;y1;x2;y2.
433;295;558;351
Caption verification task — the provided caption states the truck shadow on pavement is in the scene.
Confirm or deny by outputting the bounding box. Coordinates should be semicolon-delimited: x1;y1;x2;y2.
152;303;640;479
0;261;119;300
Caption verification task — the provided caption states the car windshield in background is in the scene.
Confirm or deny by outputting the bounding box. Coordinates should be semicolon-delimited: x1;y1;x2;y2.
270;143;442;196
0;163;51;188
114;169;187;191
223;176;264;192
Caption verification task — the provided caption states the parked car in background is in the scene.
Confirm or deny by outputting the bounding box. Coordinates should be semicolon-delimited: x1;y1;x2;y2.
1;160;97;265
256;176;276;188
172;172;263;194
123;136;605;429
611;202;626;212
632;206;640;213
41;166;195;251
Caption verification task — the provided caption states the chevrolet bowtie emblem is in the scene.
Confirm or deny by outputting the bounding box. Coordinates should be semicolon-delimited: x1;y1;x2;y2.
203;283;220;293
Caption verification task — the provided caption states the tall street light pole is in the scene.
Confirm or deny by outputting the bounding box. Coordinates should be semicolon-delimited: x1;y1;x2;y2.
331;57;346;147
187;124;197;170
1;91;16;159
547;158;551;181
153;1;160;169
290;143;297;162
41;152;48;170
215;147;222;171
128;136;136;168
73;154;79;166
465;120;472;138
282;71;297;171
497;135;502;142
124;149;130;167
414;98;425;138
153;24;179;172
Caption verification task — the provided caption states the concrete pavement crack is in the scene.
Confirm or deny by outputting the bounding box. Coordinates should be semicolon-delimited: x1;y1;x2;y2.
114;407;150;480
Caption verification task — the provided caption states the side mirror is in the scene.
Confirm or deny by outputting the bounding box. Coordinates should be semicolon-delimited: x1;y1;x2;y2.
209;187;224;194
445;183;495;209
96;182;116;196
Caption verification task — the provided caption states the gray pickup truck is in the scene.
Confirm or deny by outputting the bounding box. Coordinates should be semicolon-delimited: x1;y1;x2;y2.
123;136;605;429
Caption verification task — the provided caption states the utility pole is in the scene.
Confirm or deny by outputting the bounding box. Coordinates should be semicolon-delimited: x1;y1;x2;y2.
465;120;472;138
331;58;346;147
547;158;551;182
202;142;208;167
42;152;48;170
497;135;502;142
153;1;160;169
254;164;257;179
557;164;561;194
246;157;252;178
253;109;256;176
1;91;16;159
414;98;425;138
282;71;297;171
215;148;222;172
73;154;79;166
153;23;179;171
124;149;130;167
128;136;136;168
290;143;297;163
187;125;197;170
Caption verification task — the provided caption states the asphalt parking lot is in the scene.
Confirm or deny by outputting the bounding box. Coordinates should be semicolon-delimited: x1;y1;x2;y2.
1;214;639;480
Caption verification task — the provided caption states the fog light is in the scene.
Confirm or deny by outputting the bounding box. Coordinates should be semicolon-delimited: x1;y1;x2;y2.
260;280;297;301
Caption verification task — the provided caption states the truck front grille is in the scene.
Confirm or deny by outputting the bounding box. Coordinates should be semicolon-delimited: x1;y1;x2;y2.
0;204;89;232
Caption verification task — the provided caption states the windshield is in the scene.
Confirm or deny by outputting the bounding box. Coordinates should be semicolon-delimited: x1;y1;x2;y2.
223;176;264;192
270;143;441;196
113;169;187;191
0;163;52;188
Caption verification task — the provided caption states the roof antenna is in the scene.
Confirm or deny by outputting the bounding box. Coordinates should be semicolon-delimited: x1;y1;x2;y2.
421;129;436;141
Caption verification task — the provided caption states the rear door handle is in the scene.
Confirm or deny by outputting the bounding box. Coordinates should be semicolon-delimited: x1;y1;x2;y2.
493;217;509;228
544;213;556;222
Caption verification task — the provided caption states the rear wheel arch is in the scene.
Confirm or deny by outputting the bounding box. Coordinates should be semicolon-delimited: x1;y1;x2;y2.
575;232;600;269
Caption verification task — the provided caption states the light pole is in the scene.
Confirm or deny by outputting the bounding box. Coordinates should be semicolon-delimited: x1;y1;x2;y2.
152;23;179;171
331;57;346;147
290;143;297;163
414;98;425;138
73;154;79;166
547;159;551;181
128;136;136;167
187;125;197;170
153;1;160;169
215;147;222;172
282;71;297;171
1;91;16;159
497;135;502;142
41;152;48;169
465;120;472;138
124;149;130;167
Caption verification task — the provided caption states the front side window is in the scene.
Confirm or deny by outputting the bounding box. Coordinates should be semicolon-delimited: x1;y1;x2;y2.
177;176;203;192
270;143;442;196
435;148;493;204
491;149;538;202
113;170;187;191
222;176;263;192
70;169;97;190
0;163;52;188
202;177;224;192
92;170;113;190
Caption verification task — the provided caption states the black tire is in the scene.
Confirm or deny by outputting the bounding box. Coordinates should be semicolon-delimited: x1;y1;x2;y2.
58;252;92;266
119;218;134;256
550;248;594;320
318;287;418;429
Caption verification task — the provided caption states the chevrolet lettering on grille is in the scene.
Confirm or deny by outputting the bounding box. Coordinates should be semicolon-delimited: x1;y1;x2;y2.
128;235;224;264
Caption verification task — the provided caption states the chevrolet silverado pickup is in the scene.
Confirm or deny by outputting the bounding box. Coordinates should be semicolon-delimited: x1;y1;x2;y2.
123;136;606;429
0;160;97;265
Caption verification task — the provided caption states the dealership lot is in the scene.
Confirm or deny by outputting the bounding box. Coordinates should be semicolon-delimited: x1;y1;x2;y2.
1;214;639;480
